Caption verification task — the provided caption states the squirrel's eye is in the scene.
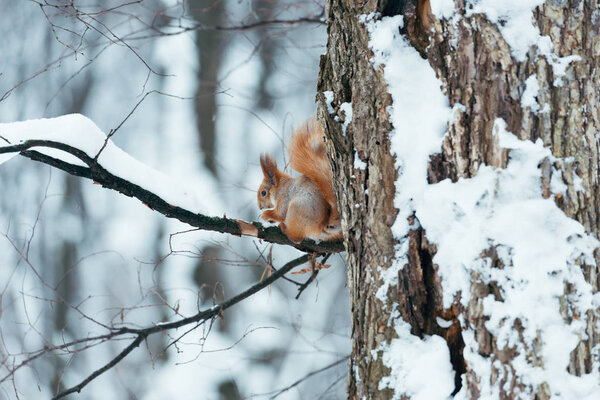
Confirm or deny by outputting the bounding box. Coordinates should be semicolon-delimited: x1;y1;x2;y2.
261;190;267;197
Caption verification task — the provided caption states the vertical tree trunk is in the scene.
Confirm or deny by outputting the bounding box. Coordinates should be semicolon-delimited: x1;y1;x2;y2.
318;1;435;398
318;1;600;398
191;0;227;176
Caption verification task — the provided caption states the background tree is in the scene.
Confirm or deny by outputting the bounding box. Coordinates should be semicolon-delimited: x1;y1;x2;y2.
0;1;349;399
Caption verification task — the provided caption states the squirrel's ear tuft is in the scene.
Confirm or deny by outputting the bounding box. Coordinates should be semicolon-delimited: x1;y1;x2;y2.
260;153;278;184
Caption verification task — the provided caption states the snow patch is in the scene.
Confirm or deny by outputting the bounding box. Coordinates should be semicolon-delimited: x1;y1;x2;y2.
430;0;455;19
363;14;451;241
521;74;540;113
0;114;206;213
379;314;455;400
324;91;353;135
467;0;545;61
354;151;367;170
436;317;453;329
550;168;567;196
339;101;353;135
375;240;408;303
323;91;335;114
466;1;581;81
362;14;450;303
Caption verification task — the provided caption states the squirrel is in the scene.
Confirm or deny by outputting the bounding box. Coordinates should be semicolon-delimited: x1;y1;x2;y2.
257;118;342;243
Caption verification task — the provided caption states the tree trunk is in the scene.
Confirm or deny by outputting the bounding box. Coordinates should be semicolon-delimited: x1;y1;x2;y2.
191;0;227;176
318;1;600;398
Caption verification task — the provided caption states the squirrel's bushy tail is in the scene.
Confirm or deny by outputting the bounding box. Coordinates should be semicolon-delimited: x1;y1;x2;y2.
288;118;337;210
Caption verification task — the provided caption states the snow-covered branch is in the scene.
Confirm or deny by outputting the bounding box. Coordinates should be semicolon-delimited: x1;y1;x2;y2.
0;115;343;254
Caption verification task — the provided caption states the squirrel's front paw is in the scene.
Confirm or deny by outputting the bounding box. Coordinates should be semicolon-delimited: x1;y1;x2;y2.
261;210;279;224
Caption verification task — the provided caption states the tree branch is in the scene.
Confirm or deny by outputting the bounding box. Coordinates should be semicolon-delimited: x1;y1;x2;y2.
51;254;313;400
0;140;344;253
188;16;325;32
295;254;331;299
267;356;349;399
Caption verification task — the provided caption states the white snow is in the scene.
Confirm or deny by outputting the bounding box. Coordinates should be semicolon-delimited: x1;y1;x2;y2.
0;114;209;214
323;92;353;136
436;317;453;329
379;313;454;400
521;74;540;113
550;167;568;196
375;240;408;303
323;90;335;114
430;0;455;19
467;0;545;61
364;14;451;241
340;101;353;135
354;150;367;170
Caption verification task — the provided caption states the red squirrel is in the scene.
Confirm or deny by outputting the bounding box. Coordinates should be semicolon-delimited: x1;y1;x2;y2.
257;118;342;243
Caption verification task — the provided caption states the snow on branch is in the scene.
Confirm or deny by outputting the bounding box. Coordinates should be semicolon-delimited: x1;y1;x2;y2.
0;114;343;254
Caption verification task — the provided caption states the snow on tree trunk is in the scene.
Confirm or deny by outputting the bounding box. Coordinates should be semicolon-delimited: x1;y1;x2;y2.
318;1;600;399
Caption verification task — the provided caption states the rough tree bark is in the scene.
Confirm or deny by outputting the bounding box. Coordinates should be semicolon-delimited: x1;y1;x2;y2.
318;0;600;398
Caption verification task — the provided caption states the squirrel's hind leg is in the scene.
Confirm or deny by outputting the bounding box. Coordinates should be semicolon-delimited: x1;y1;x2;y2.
279;222;305;243
281;203;327;243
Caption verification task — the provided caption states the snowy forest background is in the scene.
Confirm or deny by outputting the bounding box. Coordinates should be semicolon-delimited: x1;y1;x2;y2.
0;1;350;399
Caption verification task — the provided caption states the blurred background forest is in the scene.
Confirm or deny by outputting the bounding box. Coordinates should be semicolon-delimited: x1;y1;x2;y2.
0;1;350;399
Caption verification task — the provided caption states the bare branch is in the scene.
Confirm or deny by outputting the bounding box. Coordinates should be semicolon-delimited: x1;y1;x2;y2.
266;356;349;400
51;254;313;400
51;335;146;400
295;254;331;299
123;16;326;40
189;16;325;32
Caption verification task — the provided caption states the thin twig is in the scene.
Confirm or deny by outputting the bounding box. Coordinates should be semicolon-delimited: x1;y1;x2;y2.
267;356;349;400
296;254;331;299
51;335;147;399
